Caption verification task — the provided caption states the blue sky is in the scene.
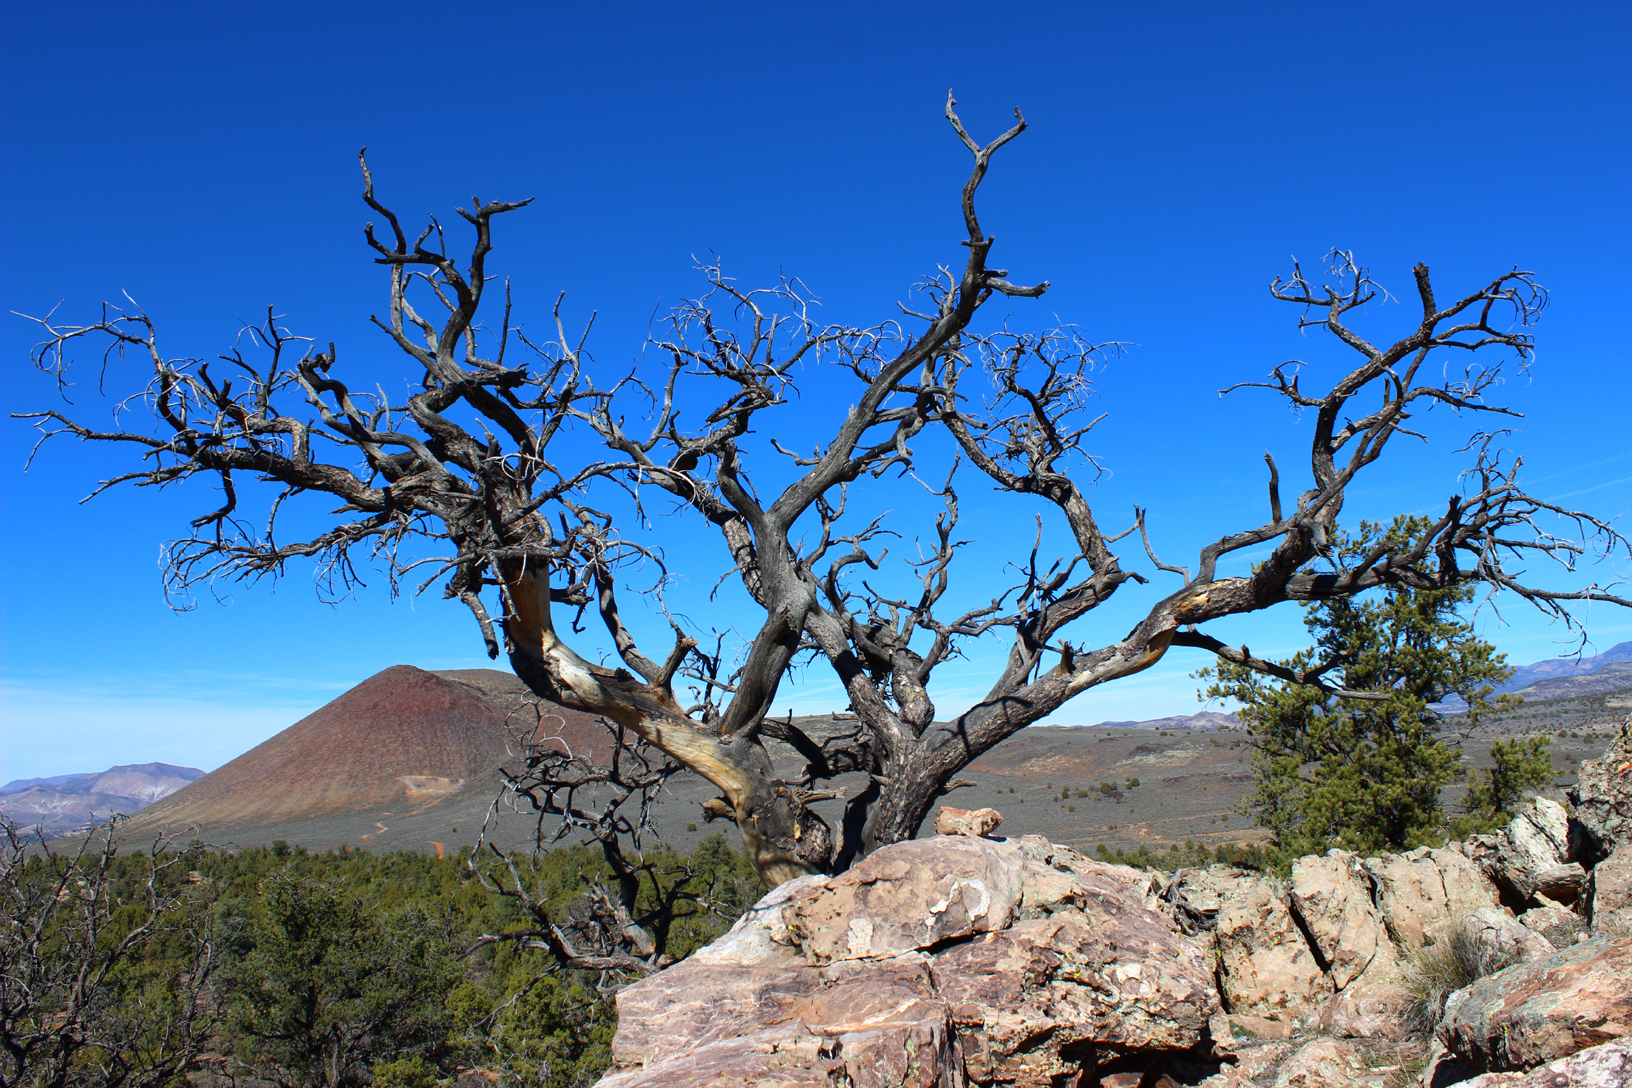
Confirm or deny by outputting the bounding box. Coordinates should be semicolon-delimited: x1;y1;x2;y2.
2;3;1628;781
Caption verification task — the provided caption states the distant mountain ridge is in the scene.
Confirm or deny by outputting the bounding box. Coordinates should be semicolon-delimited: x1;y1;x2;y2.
0;771;96;796
1504;661;1632;702
1077;710;1239;731
0;763;205;836
1501;640;1632;693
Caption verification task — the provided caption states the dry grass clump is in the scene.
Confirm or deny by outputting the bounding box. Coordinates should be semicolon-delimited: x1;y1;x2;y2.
1401;923;1522;1039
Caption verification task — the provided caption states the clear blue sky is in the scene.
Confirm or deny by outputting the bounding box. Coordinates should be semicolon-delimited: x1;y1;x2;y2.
2;2;1628;781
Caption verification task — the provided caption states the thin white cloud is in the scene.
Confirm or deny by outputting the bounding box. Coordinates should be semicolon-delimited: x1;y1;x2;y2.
1525;451;1632;487
1550;475;1632;501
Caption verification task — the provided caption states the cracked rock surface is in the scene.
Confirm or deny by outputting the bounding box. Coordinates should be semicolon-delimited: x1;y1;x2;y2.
1439;935;1632;1074
597;835;1220;1088
595;726;1632;1086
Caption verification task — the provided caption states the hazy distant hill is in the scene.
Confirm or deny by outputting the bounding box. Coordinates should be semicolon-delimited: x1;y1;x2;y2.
1501;640;1632;693
0;772;97;795
1080;710;1239;731
0;763;205;836
1508;661;1632;702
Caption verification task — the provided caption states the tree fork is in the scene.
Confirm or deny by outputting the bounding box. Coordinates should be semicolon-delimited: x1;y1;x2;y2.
499;562;827;883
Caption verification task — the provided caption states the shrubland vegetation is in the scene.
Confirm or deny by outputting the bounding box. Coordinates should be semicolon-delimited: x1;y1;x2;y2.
1;820;762;1088
1094;838;1278;872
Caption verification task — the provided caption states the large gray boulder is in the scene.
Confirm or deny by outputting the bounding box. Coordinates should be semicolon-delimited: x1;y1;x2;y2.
781;834;1040;963
597;835;1222;1088
1465;798;1574;903
1460;905;1557;963
1439;935;1632;1073
1534;862;1588;905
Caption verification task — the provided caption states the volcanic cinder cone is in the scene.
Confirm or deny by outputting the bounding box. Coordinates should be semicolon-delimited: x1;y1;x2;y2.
122;664;611;842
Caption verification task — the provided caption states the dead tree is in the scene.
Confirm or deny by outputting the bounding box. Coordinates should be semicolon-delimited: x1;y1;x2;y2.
467;718;700;978
18;95;1630;885
0;818;218;1088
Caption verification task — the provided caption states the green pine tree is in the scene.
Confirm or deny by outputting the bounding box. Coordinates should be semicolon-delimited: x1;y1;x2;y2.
1453;735;1554;836
219;867;456;1088
1201;517;1517;856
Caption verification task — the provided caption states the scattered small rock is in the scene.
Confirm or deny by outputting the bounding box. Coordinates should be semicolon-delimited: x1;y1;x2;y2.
1228;1013;1295;1041
933;805;1004;838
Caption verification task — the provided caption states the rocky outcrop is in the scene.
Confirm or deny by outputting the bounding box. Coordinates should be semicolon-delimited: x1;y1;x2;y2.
1458;906;1556;963
1568;717;1632;864
1367;847;1504;948
1533;862;1587;905
1587;844;1632;938
1163;864;1259;945
1213;872;1335;1021
600;835;1221;1088
783;835;1036;963
1421;1041;1480;1088
603;957;954;1088
1438;935;1632;1073
1164;844;1517;1038
1464;798;1573;903
1195;1040;1295;1087
598;720;1632;1087
1266;1037;1367;1087
1289;851;1397;990
1312;973;1410;1039
1516;900;1582;946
